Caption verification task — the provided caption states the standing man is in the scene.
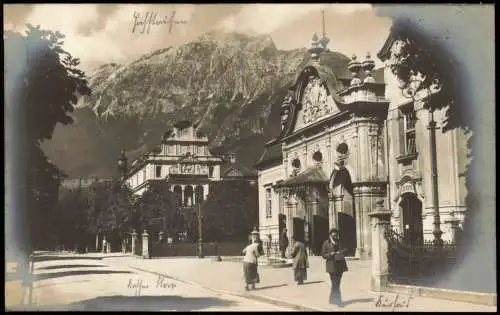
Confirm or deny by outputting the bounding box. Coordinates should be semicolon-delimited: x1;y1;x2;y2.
321;228;348;307
279;228;289;259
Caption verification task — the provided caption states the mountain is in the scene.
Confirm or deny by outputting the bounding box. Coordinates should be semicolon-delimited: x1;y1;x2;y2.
41;31;351;178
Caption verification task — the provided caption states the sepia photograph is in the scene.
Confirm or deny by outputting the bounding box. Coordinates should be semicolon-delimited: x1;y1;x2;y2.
4;3;496;312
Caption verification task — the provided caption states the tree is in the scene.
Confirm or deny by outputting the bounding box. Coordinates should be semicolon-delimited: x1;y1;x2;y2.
136;182;182;238
201;181;258;242
87;181;136;249
5;24;91;254
56;186;91;251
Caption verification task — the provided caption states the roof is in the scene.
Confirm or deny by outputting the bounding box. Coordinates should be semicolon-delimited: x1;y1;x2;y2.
254;142;283;169
221;162;258;178
276;166;329;188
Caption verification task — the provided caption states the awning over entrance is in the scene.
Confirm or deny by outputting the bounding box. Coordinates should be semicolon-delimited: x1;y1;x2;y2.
278;166;329;187
276;166;329;195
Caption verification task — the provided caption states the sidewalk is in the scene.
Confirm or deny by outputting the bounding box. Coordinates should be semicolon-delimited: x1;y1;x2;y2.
106;256;497;312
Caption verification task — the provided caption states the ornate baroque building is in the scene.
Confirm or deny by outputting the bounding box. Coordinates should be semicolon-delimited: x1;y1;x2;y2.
256;30;469;259
120;120;256;206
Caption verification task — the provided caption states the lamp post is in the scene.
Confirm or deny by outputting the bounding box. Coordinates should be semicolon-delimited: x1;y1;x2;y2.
401;77;443;247
197;202;204;258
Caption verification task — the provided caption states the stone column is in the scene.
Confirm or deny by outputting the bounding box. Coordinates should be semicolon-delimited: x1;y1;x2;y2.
328;194;338;230
95;234;99;252
181;185;185;206
142;230;150;259
445;214;461;244
353;189;364;258
369;199;392;292
131;230;137;255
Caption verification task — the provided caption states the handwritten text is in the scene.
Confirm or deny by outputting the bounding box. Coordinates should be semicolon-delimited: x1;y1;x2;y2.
132;11;188;34
127;275;177;296
375;294;412;309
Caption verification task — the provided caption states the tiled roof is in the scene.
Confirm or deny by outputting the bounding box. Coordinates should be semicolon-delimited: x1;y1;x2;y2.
254;142;283;168
276;166;329;187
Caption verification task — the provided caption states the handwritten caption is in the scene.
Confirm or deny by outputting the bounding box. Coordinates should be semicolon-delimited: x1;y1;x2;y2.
128;275;177;296
132;11;189;34
375;294;412;309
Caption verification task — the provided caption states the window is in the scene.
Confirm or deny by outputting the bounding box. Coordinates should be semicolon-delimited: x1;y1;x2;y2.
209;166;214;178
155;166;162;178
266;188;272;218
403;110;417;155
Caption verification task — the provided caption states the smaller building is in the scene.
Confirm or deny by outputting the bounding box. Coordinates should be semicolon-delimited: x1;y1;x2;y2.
121;120;257;206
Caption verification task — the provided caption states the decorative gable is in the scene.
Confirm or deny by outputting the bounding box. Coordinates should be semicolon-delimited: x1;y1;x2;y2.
225;168;244;177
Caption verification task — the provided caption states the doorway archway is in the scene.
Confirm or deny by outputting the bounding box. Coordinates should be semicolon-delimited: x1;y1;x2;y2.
330;166;357;256
400;193;424;245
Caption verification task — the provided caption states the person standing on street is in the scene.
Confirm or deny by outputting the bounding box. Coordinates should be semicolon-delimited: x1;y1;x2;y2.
279;228;289;259
290;237;309;285
242;229;263;291
321;228;348;307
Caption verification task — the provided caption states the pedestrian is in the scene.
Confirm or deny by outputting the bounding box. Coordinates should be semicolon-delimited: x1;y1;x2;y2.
290;237;309;285
242;229;262;291
279;228;289;259
321;228;348;307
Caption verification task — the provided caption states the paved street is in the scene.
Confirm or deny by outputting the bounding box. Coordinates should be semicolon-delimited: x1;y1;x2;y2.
107;255;497;312
6;252;497;312
5;253;291;311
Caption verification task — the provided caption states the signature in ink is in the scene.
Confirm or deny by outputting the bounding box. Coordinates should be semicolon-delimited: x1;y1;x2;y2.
132;11;189;34
375;294;412;308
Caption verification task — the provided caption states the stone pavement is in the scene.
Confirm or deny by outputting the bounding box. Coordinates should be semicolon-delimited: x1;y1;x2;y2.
5;253;292;312
107;255;498;312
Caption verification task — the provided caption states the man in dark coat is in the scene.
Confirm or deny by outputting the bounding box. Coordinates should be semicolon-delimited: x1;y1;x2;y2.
321;228;348;307
279;228;289;258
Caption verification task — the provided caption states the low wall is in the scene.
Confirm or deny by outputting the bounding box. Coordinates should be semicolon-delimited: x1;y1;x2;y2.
383;284;497;306
151;242;247;258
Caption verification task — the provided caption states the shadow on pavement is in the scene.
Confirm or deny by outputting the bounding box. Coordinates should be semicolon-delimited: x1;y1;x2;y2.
37;264;106;270
253;284;288;291
33;256;103;263
34;270;132;281
342;298;374;307
8;295;238;311
301;281;325;285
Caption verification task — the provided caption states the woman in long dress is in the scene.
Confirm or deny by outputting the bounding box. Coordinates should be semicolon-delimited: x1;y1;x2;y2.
291;237;309;285
242;230;262;290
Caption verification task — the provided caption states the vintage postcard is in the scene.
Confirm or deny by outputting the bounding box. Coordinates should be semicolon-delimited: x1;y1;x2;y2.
4;3;496;312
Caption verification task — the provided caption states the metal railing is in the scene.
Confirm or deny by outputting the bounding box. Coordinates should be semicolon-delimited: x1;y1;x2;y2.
385;228;457;286
151;241;247;258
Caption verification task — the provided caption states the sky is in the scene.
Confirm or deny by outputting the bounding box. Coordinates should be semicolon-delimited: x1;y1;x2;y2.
4;4;393;75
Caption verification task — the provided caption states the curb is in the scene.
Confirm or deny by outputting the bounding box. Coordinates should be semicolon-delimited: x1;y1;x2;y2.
384;284;497;307
128;265;327;312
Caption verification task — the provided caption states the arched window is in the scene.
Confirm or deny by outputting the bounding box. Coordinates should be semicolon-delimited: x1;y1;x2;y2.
184;185;194;206
195;185;204;204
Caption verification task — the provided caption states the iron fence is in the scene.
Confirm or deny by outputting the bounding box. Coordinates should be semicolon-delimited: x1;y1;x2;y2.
151;241;247;258
385;228;457;286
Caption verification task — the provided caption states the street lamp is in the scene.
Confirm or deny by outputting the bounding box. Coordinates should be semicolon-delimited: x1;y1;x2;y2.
197;202;204;258
400;76;444;247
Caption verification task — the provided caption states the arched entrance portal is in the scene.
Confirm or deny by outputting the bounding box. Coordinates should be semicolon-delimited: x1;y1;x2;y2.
330;167;357;256
400;193;424;244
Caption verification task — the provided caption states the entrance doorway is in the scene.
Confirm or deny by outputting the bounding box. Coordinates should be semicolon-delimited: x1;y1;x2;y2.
330;167;357;257
313;215;329;255
400;193;424;245
293;217;305;243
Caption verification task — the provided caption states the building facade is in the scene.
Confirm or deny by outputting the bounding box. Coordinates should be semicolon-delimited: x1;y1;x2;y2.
121;120;256;206
256;32;469;259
